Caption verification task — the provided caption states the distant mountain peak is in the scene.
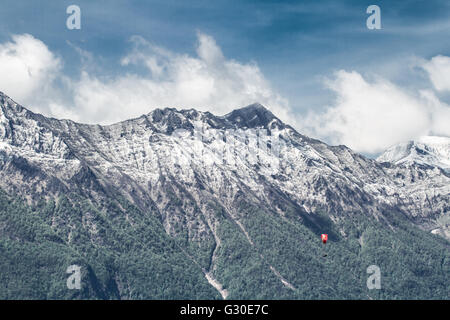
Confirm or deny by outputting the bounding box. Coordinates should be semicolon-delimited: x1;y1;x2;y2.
377;135;450;170
236;102;268;112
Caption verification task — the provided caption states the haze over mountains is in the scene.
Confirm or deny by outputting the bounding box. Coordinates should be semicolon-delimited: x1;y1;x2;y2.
0;91;448;299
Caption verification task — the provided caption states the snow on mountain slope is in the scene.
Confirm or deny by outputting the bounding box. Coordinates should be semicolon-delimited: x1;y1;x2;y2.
0;91;449;244
377;136;450;171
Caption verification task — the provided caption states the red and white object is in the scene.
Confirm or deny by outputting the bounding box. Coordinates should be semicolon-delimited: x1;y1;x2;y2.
321;234;328;244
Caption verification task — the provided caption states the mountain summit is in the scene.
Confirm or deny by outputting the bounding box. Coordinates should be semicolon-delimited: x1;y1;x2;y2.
223;103;281;128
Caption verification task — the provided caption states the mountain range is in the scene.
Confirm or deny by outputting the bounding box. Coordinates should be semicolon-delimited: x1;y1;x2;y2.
0;91;448;299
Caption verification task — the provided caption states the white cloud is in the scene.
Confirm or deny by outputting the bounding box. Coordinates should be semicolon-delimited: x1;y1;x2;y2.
0;34;61;109
0;33;448;155
41;33;291;124
422;55;450;92
419;90;450;137
301;70;450;154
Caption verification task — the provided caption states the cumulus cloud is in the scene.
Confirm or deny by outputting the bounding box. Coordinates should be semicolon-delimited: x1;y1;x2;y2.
0;33;449;155
422;55;450;92
0;34;61;108
17;32;290;125
301;70;450;154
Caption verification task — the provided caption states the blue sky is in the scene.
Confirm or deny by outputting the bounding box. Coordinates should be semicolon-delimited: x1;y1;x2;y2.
0;0;449;154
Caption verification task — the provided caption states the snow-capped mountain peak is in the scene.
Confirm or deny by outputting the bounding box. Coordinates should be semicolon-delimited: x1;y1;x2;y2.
377;136;450;171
